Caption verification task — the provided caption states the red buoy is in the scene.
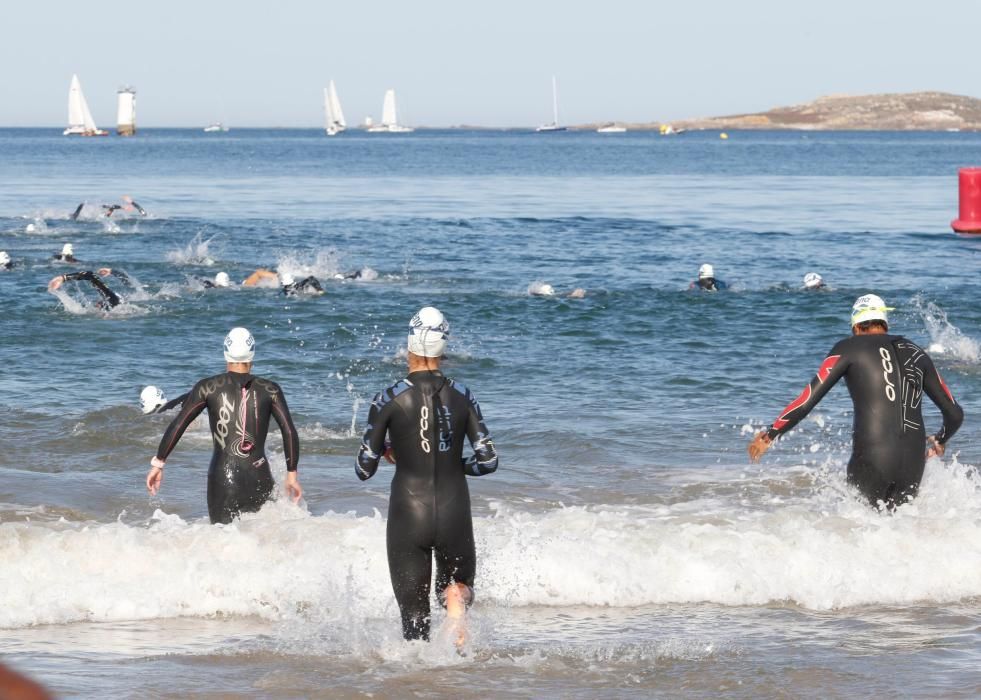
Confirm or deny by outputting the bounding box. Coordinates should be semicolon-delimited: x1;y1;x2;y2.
951;168;981;233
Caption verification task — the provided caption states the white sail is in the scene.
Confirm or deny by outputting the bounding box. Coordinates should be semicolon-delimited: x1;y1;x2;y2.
381;89;398;127
329;80;346;128
65;74;105;136
116;87;136;136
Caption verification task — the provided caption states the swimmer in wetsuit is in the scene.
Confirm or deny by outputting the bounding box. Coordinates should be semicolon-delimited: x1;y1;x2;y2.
0;251;12;270
141;386;189;414
146;327;302;524
53;243;79;263
48;271;121;309
356;307;498;643
690;263;726;291
748;294;964;509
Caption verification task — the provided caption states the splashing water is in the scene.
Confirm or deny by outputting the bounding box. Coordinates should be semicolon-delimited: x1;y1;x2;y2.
912;295;980;363
276;249;342;280
166;232;217;266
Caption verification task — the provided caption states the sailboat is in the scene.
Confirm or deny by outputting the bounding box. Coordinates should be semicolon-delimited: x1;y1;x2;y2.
324;80;347;136
535;76;567;132
367;89;414;133
64;74;108;136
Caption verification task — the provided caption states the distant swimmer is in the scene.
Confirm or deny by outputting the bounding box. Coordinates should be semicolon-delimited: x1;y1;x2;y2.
748;294;964;509
356;307;498;644
53;243;79;263
147;327;302;524
70;197;146;220
242;269;324;296
195;271;231;289
691;263;726;291
48;271;121;309
803;272;825;289
140;386;189;414
0;251;12;270
567;288;587;299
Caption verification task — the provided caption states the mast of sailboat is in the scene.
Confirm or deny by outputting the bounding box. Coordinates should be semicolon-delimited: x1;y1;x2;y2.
551;75;559;126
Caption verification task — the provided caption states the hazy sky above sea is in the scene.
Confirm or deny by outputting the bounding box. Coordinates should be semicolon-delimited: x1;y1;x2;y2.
3;0;976;128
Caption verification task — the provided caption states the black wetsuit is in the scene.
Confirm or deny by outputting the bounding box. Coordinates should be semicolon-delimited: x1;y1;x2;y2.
61;271;120;309
356;370;498;640
692;277;726;291
767;333;963;507
283;277;324;296
70;203;85;220
53;254;79;263
152;393;189;414
155;372;300;524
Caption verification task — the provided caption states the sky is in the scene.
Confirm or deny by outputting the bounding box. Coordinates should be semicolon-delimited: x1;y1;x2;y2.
2;0;978;128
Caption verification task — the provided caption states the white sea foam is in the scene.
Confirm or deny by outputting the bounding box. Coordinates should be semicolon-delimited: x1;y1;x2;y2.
2;459;979;630
912;296;980;363
166;232;217;266
276;249;341;280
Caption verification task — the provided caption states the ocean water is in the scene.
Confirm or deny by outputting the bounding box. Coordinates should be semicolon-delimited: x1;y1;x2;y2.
1;128;980;698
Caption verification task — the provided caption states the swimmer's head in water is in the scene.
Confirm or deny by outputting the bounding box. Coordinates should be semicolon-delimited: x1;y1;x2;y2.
280;272;295;287
698;263;714;280
214;271;230;287
407;306;449;357
0;251;9;266
61;243;74;257
803;272;823;289
851;293;893;329
224;327;255;363
140;385;166;414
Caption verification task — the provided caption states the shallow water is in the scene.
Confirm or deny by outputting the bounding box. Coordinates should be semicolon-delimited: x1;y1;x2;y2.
1;128;980;698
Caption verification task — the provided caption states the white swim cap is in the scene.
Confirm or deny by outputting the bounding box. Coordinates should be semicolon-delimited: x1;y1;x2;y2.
407;306;449;358
529;282;555;296
224;327;255;362
851;294;894;327
62;243;74;257
280;272;295;287
698;263;714;279
214;271;230;287
803;272;823;289
140;386;166;414
0;251;9;266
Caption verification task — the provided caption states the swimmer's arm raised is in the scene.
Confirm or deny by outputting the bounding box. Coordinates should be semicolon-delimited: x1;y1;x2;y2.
463;390;498;476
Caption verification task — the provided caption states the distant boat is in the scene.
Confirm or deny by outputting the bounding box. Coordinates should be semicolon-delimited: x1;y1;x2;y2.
659;124;687;136
203;123;229;133
117;86;136;136
536;76;567;132
324;80;347;136
367;89;414;133
597;123;626;133
64;74;107;136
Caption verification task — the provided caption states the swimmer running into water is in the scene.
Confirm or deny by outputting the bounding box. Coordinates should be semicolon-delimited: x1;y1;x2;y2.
356;307;498;644
147;328;302;524
748;294;964;509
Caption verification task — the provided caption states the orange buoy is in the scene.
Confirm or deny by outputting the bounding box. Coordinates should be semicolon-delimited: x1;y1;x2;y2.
951;168;981;233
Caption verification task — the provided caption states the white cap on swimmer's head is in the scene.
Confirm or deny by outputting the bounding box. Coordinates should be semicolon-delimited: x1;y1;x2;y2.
0;251;9;266
803;272;823;289
280;272;295;287
62;243;74;257
140;386;166;414
851;293;894;328
407;306;449;358
214;271;230;287
224;327;255;363
698;263;714;279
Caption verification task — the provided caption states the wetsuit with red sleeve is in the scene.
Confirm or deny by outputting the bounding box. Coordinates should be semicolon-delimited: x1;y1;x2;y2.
766;334;963;507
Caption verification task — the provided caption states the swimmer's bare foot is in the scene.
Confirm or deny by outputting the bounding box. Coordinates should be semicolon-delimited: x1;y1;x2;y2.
444;582;470;651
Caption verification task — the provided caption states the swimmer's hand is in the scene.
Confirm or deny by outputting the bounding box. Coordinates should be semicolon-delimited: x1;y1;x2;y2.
48;275;65;291
285;471;302;503
747;431;773;463
97;267;111;277
926;436;945;459
147;457;165;495
383;445;396;464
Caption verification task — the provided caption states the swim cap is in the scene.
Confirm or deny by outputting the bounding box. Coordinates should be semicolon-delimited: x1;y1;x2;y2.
214;271;230;287
140;386;166;414
529;282;555;296
0;251;9;266
280;272;295;287
851;294;894;327
803;272;823;289
698;263;714;279
224;327;255;362
62;243;74;257
407;306;449;357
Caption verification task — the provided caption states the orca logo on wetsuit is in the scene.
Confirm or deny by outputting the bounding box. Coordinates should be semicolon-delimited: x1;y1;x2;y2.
879;347;896;402
419;405;431;453
215;392;235;448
